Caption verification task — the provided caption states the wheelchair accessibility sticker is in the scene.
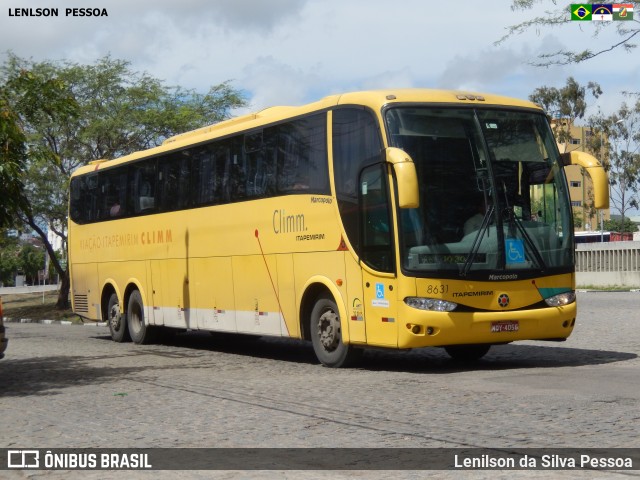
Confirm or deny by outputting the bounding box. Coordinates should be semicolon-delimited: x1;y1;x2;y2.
505;238;525;264
372;282;390;307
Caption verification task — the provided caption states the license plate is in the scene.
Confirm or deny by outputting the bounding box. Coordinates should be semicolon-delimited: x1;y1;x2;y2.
491;320;519;333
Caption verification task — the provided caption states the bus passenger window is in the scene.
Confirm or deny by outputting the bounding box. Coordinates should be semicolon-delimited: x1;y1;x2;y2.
130;161;156;214
195;148;216;206
333;107;383;257
138;181;154;211
360;164;393;273
276;114;328;194
230;160;246;200
159;155;191;211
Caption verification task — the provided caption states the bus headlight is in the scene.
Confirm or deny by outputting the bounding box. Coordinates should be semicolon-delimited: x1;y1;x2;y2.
404;297;458;312
544;291;576;307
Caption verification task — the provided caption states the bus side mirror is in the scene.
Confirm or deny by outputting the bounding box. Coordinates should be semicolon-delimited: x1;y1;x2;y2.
386;147;419;208
560;151;610;209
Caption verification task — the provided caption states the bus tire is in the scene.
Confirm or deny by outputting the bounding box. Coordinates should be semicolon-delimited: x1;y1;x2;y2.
127;290;155;344
444;344;491;361
310;295;361;368
107;292;130;342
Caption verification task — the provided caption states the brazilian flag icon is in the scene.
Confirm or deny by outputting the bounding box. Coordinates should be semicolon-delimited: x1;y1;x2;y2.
571;4;593;20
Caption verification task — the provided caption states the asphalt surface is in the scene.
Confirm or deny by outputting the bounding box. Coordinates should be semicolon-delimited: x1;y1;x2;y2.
1;291;639;479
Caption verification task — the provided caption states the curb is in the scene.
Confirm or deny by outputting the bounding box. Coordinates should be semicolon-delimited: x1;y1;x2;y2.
3;317;107;327
576;289;640;293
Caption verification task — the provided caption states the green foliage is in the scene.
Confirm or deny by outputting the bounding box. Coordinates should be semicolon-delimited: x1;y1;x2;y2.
604;217;638;233
572;209;583;229
529;77;602;149
19;243;45;285
1;61;77;230
1;55;246;247
1;53;247;308
589;99;640;223
498;0;640;66
0;231;48;286
0;90;29;228
0;232;20;286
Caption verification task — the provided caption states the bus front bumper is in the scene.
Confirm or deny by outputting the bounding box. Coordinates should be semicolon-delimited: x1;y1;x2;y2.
397;302;576;349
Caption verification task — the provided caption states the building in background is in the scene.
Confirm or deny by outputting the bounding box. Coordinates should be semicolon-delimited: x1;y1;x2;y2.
551;118;610;232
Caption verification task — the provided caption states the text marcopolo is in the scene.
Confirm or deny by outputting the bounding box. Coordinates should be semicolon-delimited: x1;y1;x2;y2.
8;8;109;17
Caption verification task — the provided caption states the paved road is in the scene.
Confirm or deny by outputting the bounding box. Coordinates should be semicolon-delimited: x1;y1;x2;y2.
1;292;639;479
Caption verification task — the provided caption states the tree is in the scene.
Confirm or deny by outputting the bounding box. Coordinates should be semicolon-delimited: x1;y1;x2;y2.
604;217;638;233
529;76;602;149
1;54;247;308
0;83;30;228
497;0;640;66
529;77;602;227
589;99;640;228
0;231;20;286
530;78;603;228
19;244;45;285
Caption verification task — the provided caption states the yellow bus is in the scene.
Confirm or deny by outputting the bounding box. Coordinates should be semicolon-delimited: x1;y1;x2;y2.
68;89;609;367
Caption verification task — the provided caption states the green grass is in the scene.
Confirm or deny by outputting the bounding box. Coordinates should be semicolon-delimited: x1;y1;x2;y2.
1;291;82;323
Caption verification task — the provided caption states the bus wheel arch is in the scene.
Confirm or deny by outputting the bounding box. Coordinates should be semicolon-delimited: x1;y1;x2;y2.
124;284;155;344
299;283;332;341
102;284;129;343
301;283;362;368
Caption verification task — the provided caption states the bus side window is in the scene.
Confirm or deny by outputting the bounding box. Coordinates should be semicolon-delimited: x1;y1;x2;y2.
277;132;300;191
228;137;246;201
130;161;156;214
85;175;99;222
98;171;127;220
159;154;192;211
70;176;94;224
100;171;129;218
276;114;329;194
333;107;383;256
195;147;216;206
245;130;263;197
360;164;393;273
245;129;276;198
263;127;277;195
216;145;232;203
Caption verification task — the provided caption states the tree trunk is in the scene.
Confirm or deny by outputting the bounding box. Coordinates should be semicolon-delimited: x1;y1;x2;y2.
22;213;70;309
57;271;70;309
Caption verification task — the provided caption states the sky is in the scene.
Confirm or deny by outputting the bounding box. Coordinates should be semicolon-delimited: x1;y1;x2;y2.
2;0;638;117
2;1;639;218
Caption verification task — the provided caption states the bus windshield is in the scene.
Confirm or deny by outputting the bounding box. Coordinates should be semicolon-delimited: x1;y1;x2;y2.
386;107;573;279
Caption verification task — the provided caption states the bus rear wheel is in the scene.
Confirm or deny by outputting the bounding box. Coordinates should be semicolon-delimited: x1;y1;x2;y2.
310;295;361;368
127;290;155;344
444;344;491;361
107;292;130;342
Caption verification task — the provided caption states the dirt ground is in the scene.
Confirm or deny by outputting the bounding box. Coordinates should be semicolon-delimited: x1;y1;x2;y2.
0;290;80;323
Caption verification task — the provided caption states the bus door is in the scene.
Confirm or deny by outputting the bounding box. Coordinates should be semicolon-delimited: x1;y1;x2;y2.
359;164;398;347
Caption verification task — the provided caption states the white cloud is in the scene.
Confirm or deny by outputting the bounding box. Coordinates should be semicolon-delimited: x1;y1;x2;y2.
237;56;323;112
1;0;637;115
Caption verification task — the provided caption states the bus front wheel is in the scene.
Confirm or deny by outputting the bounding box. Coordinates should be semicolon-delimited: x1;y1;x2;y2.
310;295;361;368
127;290;155;344
444;344;491;361
107;292;130;342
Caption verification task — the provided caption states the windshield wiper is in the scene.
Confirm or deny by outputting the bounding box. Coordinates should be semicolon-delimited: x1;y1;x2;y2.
505;207;547;271
499;179;546;271
461;205;495;276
